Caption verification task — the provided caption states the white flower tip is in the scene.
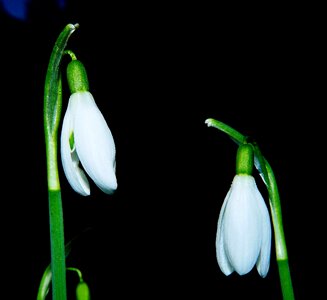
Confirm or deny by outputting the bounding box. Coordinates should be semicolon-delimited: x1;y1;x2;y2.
256;231;271;278
256;248;270;277
70;168;91;196
234;263;254;276
78;187;90;196
205;118;213;127
99;179;117;195
92;166;118;195
220;269;233;276
217;259;234;276
257;266;269;278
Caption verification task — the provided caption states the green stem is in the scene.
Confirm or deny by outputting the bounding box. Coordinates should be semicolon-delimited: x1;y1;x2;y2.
43;23;79;300
37;240;73;300
64;49;78;60
67;267;84;281
205;118;246;144
264;160;295;300
48;190;66;300
205;118;295;300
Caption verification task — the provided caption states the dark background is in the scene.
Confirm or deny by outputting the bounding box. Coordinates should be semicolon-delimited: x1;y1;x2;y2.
1;1;323;299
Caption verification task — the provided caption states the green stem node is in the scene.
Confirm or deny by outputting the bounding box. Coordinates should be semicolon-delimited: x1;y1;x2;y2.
236;143;254;175
67;60;89;93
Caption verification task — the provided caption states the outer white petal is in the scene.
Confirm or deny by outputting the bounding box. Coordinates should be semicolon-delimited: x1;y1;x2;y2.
60;99;90;196
72;91;117;194
255;195;272;277
216;188;234;275
222;175;262;275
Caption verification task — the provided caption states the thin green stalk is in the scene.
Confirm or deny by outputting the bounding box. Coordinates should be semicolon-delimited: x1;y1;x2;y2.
47;190;66;300
205;118;295;299
264;160;295;300
205;118;246;144
43;23;79;300
67;267;83;281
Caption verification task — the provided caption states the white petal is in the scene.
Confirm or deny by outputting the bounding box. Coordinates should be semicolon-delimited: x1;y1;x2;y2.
72;91;117;194
256;195;272;277
60;100;90;196
222;175;262;275
216;188;234;275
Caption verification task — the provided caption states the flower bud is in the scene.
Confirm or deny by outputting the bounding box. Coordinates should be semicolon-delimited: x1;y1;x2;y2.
76;281;91;300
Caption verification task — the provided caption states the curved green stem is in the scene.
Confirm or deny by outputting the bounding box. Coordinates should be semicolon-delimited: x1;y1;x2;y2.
205;118;246;144
64;49;78;60
43;23;79;300
205;118;295;300
67;267;84;281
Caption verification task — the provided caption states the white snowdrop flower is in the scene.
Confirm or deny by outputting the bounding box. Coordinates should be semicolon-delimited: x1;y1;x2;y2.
60;59;117;196
216;144;271;277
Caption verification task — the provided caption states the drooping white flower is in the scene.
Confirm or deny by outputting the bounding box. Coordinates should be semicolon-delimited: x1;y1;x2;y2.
60;90;117;196
216;174;271;277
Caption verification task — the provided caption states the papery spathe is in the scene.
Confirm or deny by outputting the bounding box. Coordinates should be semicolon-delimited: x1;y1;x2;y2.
216;174;271;277
60;91;117;196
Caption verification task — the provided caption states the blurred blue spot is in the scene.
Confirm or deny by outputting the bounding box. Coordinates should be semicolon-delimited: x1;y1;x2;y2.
1;0;30;21
0;0;66;21
58;0;66;9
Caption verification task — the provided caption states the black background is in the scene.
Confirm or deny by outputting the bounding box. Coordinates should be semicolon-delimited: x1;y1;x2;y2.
1;1;323;299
